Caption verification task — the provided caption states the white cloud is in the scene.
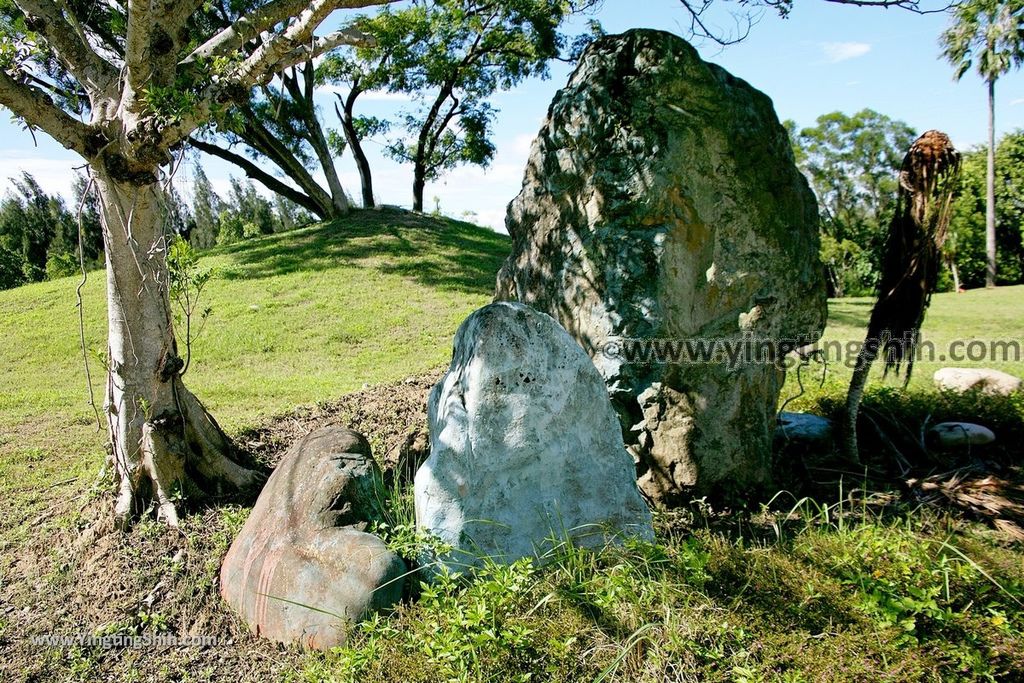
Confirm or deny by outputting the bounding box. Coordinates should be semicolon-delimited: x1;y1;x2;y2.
820;42;872;63
0;155;79;199
512;132;537;157
1012;98;1024;106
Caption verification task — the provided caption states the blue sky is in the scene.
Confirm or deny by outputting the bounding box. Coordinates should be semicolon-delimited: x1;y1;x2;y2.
1;0;1022;231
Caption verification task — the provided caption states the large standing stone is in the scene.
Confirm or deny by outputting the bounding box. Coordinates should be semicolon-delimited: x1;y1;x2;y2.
495;29;827;505
414;302;653;575
220;427;405;650
934;368;1022;396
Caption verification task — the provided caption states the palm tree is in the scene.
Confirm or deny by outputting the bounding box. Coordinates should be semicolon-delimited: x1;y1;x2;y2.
940;0;1024;288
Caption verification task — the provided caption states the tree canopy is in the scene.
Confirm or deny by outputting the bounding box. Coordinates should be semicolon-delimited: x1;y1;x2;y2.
788;109;918;297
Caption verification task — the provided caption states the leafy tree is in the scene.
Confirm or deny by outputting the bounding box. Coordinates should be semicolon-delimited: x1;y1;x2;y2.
0;172;80;282
0;245;25;290
941;0;1024;287
948;130;1024;287
194;0;596;216
367;0;599;212
0;0;394;527
789;110;918;296
0;171;103;286
274;191;315;231
189;58;354;218
318;49;397;209
70;171;104;264
212;174;293;245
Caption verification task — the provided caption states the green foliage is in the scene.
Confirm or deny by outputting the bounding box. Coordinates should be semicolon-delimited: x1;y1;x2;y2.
351;0;595;207
45;251;79;280
167;235;213;374
940;0;1024;84
0;244;25;289
195;176;283;247
788;110;917;297
0;172;103;290
188;165;223;249
948;130;1024;288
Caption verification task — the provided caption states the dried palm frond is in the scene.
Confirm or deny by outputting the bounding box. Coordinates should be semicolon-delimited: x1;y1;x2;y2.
908;468;1024;542
844;131;961;462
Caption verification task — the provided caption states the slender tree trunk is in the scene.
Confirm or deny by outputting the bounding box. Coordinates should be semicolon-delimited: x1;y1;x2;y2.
240;113;336;219
285;63;349;217
95;170;262;527
303;110;350;216
412;167;426;213
336;89;375;208
951;259;961;292
985;78;997;288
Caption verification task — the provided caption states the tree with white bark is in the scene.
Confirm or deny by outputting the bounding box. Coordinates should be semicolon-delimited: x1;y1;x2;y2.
0;0;393;527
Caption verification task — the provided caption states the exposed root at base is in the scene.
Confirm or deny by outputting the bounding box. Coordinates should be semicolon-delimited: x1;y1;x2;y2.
112;383;266;529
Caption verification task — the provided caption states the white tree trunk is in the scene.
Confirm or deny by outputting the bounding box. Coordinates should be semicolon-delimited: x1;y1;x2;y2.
95;170;262;527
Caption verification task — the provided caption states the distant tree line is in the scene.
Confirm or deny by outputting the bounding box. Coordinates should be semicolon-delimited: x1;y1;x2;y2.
0;172;102;290
787;110;1024;296
0;167;311;292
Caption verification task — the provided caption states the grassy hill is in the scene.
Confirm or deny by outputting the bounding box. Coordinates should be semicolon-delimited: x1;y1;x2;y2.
2;210;1023;682
0;210;508;487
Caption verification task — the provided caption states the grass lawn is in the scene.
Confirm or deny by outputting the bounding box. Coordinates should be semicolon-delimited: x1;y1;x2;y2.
0;209;508;527
1;210;1023;681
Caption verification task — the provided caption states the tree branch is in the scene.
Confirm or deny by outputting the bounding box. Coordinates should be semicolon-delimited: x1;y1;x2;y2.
164;0;393;149
0;70;97;156
675;0;955;47
183;0;391;65
230;5;379;87
188;136;323;216
125;0;156;97
14;0;120;96
164;0;206;30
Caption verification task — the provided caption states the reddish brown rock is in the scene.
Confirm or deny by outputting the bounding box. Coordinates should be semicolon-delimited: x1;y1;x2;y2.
220;427;405;649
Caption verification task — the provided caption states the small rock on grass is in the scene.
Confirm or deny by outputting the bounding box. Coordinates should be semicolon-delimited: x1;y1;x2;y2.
926;422;996;450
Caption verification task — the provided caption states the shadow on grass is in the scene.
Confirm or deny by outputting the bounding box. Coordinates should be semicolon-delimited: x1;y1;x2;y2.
825;299;874;329
213;208;510;296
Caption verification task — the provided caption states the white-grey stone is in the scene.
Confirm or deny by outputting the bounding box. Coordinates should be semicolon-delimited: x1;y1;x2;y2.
934;368;1022;396
927;422;996;449
775;412;833;447
414;302;654;575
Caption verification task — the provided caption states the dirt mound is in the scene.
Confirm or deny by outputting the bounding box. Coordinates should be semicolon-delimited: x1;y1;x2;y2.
2;371;441;682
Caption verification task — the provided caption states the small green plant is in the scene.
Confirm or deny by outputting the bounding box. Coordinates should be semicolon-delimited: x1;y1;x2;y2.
368;477;452;570
167;235;213;376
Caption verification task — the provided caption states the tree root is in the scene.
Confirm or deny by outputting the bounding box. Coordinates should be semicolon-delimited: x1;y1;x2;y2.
112;382;265;529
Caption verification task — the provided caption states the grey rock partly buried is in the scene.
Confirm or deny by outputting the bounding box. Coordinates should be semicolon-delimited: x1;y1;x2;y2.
926;422;996;450
220;427;405;650
775;412;834;450
414;302;653;575
495;29;827;505
934;368;1022;396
